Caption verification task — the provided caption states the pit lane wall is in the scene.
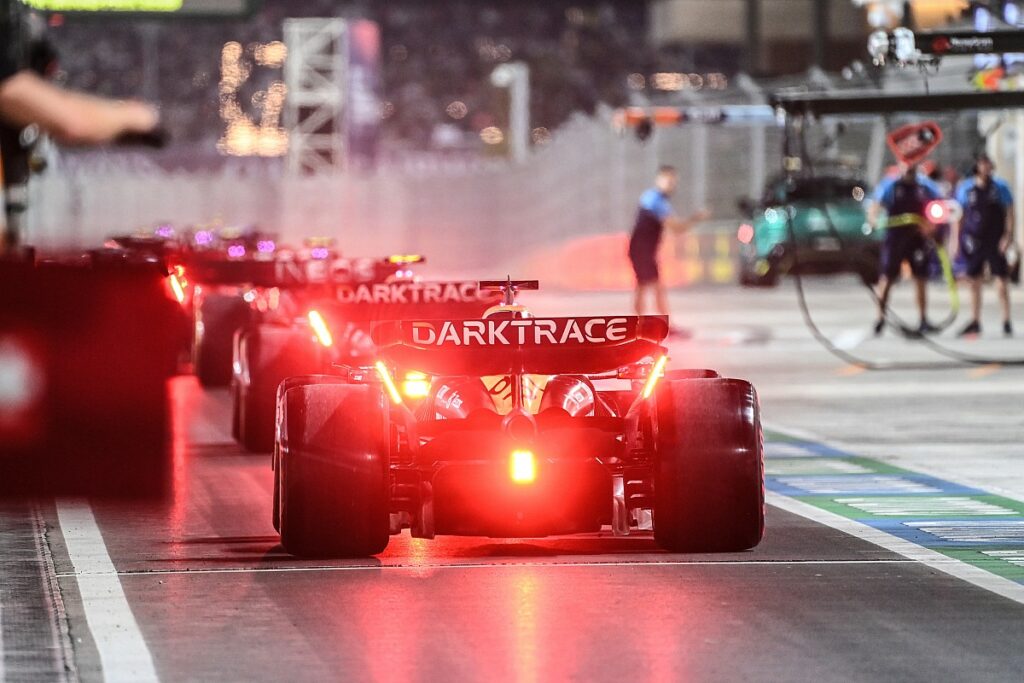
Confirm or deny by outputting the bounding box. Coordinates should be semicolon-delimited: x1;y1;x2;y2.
26;109;777;287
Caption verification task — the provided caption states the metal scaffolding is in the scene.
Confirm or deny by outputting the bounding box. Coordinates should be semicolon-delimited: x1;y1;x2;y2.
283;18;348;174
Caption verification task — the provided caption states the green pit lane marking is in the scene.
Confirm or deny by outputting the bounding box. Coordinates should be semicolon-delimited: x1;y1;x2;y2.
765;429;1024;588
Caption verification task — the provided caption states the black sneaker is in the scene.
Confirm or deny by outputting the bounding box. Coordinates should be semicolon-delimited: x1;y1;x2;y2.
918;320;940;336
873;318;885;336
958;320;981;337
1004;320;1013;337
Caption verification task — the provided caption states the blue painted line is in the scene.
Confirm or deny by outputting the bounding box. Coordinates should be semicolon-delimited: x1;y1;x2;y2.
764;440;849;459
865;519;1024;548
766;474;984;498
766;431;1024;586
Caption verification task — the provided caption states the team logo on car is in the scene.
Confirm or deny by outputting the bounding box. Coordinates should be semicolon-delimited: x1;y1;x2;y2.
408;317;633;346
336;282;488;304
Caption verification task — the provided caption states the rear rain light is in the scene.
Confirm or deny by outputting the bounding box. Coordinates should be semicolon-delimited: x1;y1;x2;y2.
401;371;430;399
510;449;537;484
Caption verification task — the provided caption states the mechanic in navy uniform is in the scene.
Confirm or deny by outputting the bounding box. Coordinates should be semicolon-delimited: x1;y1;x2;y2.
953;153;1014;337
628;165;708;321
867;163;943;336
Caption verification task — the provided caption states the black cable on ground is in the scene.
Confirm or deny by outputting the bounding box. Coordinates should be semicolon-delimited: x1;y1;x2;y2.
785;189;1024;369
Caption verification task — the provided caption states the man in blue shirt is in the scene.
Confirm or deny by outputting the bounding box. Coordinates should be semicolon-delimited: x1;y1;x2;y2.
628;166;707;320
953;153;1014;336
867;163;943;336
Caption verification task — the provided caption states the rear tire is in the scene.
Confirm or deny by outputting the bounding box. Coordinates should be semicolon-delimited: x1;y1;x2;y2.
665;369;720;381
278;381;390;557
195;293;250;387
653;378;764;552
237;325;323;453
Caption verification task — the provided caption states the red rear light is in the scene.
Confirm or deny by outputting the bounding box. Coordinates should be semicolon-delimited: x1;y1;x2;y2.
737;223;754;244
401;371;430;399
925;200;948;224
510;449;536;484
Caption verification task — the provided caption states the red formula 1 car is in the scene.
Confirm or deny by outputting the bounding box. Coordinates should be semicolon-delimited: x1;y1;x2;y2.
272;280;764;557
179;230;283;387
231;255;499;452
109;224;284;386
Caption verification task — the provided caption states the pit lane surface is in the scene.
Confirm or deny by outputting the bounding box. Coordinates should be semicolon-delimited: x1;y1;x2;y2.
6;279;1024;682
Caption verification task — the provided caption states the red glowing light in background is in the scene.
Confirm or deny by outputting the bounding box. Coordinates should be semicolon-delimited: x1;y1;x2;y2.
925;200;948;224
737;223;754;244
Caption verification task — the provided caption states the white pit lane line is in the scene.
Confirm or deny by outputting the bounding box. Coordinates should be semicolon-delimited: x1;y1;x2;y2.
56;500;160;683
46;422;1024;683
0;588;5;683
765;423;1024;607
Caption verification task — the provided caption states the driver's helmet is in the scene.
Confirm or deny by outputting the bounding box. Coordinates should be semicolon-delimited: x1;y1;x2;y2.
480;303;542;412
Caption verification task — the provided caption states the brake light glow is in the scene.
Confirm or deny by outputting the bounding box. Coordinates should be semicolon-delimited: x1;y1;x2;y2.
227;244;246;258
510;449;537;484
310;247;329;260
375;361;404;405
401;371;431;399
737;223;754;244
641;355;669;399
168;274;186;304
307;310;334;347
257;240;276;254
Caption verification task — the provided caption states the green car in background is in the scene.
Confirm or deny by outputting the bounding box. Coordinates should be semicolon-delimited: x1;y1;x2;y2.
737;172;881;287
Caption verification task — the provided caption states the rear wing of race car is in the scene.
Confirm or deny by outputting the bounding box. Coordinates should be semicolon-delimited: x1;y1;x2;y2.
479;279;539;292
176;254;424;289
372;315;669;376
316;281;502;323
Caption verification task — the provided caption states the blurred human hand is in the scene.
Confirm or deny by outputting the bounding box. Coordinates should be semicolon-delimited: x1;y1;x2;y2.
120;101;160;134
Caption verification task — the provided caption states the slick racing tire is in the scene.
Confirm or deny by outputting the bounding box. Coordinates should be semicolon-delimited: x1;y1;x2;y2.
278;381;390;558
236;325;323;453
272;375;344;533
653;378;764;553
194;293;250;387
